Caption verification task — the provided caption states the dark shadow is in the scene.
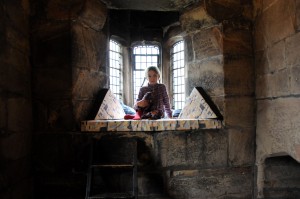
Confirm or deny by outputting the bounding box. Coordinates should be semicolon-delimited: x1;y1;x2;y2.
86;89;108;120
196;87;223;120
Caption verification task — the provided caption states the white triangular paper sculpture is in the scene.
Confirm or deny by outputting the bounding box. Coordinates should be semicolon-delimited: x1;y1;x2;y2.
178;87;217;119
95;89;125;120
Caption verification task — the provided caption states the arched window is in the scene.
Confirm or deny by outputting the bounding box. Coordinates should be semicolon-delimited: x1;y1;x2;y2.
171;41;185;110
132;45;160;101
109;40;123;100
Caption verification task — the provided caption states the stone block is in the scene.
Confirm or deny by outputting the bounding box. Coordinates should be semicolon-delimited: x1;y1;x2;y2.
180;6;217;32
228;127;255;166
290;65;300;95
256;98;300;163
73;99;94;124
267;40;285;72
187;57;224;97
274;68;290;97
193;27;223;61
184;35;194;63
7;98;31;132
78;0;107;31
155;131;227;168
254;15;268;51
72;22;107;72
0;132;31;160
297;0;300;31
254;50;269;76
223;30;252;56
0;98;7;130
286;32;300;68
72;68;107;99
255;74;275;99
225;96;254;128
167;167;253;199
224;57;254;96
34;68;71;99
259;0;295;47
46;0;83;20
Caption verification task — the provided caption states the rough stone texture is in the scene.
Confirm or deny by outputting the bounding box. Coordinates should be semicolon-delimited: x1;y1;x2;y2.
193;26;223;61
228;127;255;166
0;1;32;198
254;1;300;196
254;0;295;51
225;96;255;128
78;0;107;31
167;167;253;199
187;57;224;97
223;20;252;56
256;98;300;162
264;156;300;198
180;6;217;33
224;57;254;96
46;0;83;20
154;131;227;168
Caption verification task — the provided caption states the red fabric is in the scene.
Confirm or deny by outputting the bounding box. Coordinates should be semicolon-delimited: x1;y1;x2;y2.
133;110;142;120
124;114;135;119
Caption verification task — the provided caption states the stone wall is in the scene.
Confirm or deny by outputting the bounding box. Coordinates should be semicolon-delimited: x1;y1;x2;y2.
0;0;33;198
30;0;108;198
254;0;300;198
159;2;255;198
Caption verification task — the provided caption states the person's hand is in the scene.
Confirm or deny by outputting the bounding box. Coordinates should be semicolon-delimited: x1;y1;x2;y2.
137;99;149;108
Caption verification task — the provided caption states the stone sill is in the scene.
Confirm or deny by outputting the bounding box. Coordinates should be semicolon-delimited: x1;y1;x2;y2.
81;119;222;132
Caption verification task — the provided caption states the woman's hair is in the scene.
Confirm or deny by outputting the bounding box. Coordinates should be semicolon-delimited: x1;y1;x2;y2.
145;66;161;78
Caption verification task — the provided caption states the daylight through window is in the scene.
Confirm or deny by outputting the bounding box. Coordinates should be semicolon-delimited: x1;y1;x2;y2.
171;41;185;110
133;45;160;101
109;40;123;100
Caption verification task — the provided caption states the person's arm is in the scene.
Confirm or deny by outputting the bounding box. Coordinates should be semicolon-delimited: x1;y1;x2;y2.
162;84;173;118
134;88;149;109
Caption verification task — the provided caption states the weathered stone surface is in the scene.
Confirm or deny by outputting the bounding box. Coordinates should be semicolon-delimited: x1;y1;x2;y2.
255;50;269;76
255;73;275;99
72;99;94;124
286;32;300;68
223;19;252;55
297;0;300;31
180;6;217;32
290;65;300;95
7;98;31;132
225;96;254;128
0;132;31;160
46;0;83;20
167;167;253;199
256;98;300;163
154;131;227;168
255;0;295;50
264;156;300;198
193;27;223;61
72;22;108;72
187;57;224;96
224;57;254;96
267;40;285;72
274;68;290;97
78;0;107;31
228;127;255;166
34;68;72;98
72;68;107;99
184;35;193;63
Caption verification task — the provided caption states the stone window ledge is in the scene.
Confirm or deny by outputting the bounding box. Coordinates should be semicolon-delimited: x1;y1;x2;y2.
81;119;222;132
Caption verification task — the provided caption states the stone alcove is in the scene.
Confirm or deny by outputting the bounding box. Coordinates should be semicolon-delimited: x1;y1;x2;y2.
30;0;256;198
